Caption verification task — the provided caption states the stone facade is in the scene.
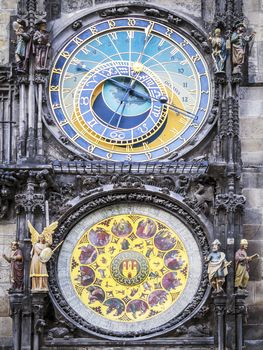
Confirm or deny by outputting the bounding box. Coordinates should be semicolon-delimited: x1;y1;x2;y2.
0;0;262;349
0;0;17;64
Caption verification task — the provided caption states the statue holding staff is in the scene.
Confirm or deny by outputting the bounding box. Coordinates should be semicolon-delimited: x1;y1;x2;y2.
2;241;24;291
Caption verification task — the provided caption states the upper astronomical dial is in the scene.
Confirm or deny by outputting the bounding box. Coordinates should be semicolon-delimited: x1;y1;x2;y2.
49;17;211;161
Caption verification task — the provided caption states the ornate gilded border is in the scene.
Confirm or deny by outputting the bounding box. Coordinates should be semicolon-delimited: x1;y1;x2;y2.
48;188;210;340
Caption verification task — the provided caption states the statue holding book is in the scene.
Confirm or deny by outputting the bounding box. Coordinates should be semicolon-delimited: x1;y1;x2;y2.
235;239;259;294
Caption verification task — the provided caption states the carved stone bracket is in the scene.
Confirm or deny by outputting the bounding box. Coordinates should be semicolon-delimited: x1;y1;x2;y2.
13;169;58;214
215;193;246;213
48;189;210;340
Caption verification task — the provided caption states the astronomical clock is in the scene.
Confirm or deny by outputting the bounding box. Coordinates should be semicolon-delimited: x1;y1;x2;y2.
3;0;250;348
48;16;212;162
46;11;213;342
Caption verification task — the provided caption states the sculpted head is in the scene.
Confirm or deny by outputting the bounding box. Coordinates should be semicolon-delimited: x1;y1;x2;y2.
39;235;46;244
240;239;248;250
236;23;246;34
214;28;221;37
212;239;221;252
11;241;19;251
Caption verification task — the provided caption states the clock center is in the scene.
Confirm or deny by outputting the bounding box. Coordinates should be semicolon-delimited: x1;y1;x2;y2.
101;77;151;118
111;251;149;286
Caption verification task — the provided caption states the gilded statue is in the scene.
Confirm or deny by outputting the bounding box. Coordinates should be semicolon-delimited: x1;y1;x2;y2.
206;239;231;294
209;28;227;72
2;241;24;290
235;239;259;294
28;221;58;292
231;23;255;74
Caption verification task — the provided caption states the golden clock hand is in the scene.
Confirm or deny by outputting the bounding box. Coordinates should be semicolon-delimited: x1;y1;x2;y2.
133;23;154;72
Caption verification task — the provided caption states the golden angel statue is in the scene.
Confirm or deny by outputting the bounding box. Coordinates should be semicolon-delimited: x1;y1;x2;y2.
28;220;58;292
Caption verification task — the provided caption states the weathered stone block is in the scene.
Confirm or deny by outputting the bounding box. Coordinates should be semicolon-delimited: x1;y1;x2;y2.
243;224;263;240
248;257;262;281
242;152;263;165
0;316;12;337
244;324;263;341
242;171;263;189
240;118;263;137
243;189;263;208
244;209;262;225
245;281;255;305
0;285;9;316
255;281;263;304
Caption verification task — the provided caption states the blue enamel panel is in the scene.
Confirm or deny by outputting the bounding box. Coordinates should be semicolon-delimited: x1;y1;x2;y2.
63;124;76;137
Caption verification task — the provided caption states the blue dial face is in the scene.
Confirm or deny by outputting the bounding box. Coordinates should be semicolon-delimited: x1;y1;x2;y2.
49;17;211;161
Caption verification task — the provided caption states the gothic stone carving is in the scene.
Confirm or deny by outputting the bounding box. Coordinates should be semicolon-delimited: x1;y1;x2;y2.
215;193;246;213
184;175;215;217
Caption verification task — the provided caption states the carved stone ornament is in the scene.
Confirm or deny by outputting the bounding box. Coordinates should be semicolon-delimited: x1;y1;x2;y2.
99;6;131;17
48;189;210;340
215;193;246;212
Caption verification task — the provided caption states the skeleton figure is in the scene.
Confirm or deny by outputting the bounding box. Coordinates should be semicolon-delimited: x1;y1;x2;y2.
209;28;227;72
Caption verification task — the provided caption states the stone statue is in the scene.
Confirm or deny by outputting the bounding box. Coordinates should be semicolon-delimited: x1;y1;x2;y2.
33;20;50;70
206;239;231;294
231;23;255;74
12;19;30;72
209;28;227;72
28;220;58;292
235;239;259;294
2;241;24;290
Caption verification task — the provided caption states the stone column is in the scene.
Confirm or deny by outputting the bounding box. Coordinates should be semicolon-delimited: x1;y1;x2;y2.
34;73;47;160
17;75;29;159
9;292;23;350
32;293;47;350
214;295;227;350
235;294;247;350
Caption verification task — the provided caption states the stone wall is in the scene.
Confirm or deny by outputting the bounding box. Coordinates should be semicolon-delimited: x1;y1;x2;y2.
240;2;263;344
240;88;263;342
244;1;263;83
0;1;17;341
0;222;16;341
0;0;17;65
